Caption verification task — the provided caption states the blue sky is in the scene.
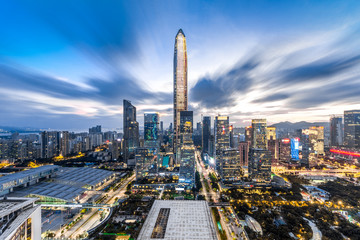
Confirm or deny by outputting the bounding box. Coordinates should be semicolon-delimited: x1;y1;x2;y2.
1;0;360;131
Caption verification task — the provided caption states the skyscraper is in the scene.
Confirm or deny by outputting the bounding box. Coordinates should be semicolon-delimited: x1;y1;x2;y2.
214;115;230;171
202;116;211;154
248;148;272;184
344;110;360;149
144;113;160;142
173;29;188;153
251;119;267;149
180;110;193;134
123;99;139;162
220;148;242;182
330;115;343;147
179;134;195;188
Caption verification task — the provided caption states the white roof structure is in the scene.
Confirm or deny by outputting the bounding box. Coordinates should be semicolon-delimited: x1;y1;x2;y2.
0;165;59;193
55;167;114;188
138;200;217;240
10;182;85;202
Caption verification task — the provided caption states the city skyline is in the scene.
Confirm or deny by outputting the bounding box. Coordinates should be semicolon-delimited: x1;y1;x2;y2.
1;1;360;130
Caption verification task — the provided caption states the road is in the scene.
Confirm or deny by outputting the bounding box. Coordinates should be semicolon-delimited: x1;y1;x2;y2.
56;173;135;238
195;150;247;240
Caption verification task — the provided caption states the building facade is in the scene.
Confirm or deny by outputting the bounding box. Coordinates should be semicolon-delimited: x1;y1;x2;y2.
202;116;211;154
123;99;140;161
214;116;230;171
344;110;360;149
248;148;272;184
330;115;343;147
173;29;188;154
251;119;267;149
220;148;242;182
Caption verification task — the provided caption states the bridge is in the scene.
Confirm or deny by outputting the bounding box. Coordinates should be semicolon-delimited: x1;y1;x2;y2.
38;198;128;208
208;202;231;207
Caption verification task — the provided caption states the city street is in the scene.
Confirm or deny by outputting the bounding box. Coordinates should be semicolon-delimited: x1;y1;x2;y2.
52;173;135;238
195;150;247;240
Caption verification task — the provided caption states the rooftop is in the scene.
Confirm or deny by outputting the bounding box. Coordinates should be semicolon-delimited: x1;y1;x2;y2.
0;197;37;218
138;200;217;240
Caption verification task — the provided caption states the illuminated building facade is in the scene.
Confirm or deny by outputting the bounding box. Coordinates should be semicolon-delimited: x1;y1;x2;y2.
123;99;140;161
173;29;188;153
344;110;360;149
279;138;291;163
267;126;277;165
214;115;230;171
249;148;272;184
220;148;242;182
245;126;253;147
291;138;300;160
180;111;193;134
330;115;343;147
238;142;249;167
144;113;159;141
179;134;195;188
251;119;268;149
202;116;211;154
306;126;325;154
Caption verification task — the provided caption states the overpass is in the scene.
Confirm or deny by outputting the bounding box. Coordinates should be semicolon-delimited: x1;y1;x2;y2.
38;198;128;208
208;202;231;207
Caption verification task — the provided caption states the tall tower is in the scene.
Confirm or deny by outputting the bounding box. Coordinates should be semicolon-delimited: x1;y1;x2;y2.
123;99;139;163
173;29;188;155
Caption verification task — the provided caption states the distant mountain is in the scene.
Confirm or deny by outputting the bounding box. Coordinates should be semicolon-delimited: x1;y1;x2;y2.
0;126;41;133
270;121;329;130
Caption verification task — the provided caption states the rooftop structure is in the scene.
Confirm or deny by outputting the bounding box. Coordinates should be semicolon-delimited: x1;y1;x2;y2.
138;200;217;240
0;197;41;240
0;165;59;196
10;182;85;203
4;166;115;202
55;167;115;189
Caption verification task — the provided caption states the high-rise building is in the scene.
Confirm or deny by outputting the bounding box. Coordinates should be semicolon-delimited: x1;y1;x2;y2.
238;142;249;167
245;126;253;147
40;131;60;159
248;148;272;184
214;115;230;171
279;138;291;163
299;130;310;168
179;134;195;188
179;111;193;134
202;116;211;154
173;29;188;153
307;126;325;154
144;113;160;142
251;119;267;149
123;99;139;161
344;110;360;148
330;115;343;147
89;125;102;134
135;148;157;181
267;127;277;165
220;148;242;182
60;131;70;156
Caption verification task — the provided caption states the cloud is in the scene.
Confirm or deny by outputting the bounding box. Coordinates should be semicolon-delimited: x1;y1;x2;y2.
280;54;360;83
252;93;289;103
190;26;360;116
190;57;257;108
